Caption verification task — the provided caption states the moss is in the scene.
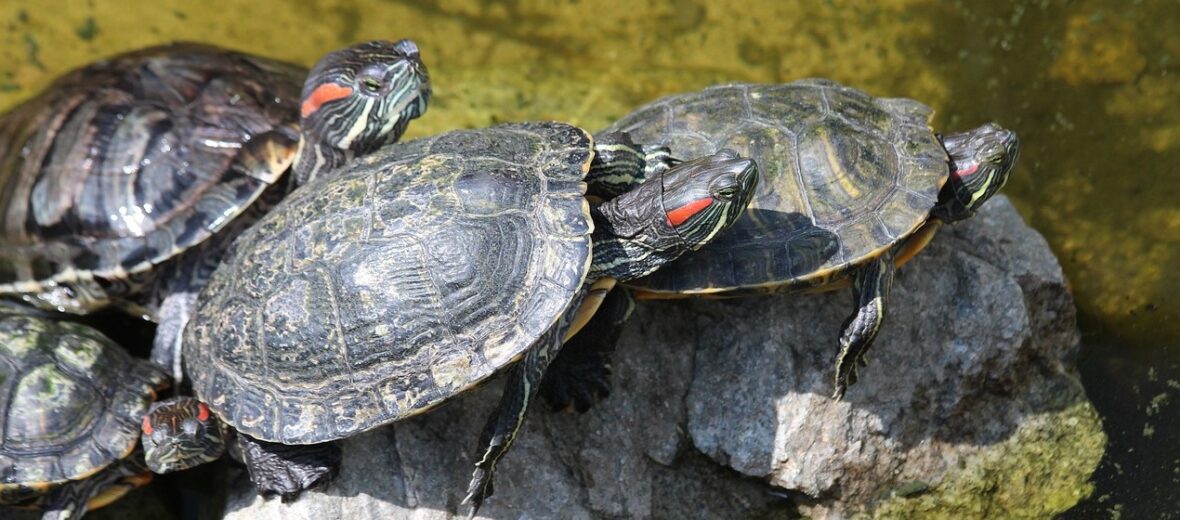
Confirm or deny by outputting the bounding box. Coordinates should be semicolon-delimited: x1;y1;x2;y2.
861;401;1106;519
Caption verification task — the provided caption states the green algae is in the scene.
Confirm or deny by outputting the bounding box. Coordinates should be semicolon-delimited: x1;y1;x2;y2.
863;401;1106;520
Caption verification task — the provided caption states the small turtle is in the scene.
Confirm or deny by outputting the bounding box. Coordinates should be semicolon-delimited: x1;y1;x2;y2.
0;311;223;520
144;121;757;513
0;39;431;379
600;80;1020;399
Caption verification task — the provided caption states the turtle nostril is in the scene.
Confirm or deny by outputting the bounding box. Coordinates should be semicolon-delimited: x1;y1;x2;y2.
394;39;420;59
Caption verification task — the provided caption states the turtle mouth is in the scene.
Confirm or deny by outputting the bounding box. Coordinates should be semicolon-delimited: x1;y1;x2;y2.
386;58;432;125
142;429;226;474
736;158;759;199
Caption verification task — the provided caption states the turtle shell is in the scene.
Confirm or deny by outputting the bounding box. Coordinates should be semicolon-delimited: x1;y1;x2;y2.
604;79;949;294
184;121;593;445
0;313;167;503
0;43;304;312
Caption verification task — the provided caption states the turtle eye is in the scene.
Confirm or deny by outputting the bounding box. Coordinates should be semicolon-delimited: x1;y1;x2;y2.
714;186;739;200
359;76;383;93
151;428;167;446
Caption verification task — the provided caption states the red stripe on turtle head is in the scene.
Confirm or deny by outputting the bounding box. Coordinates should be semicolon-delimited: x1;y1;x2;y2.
197;402;210;422
954;162;980;178
667;198;713;227
142;415;153;435
301;83;355;118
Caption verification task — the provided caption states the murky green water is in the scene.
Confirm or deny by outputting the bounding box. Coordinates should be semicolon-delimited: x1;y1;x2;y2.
2;0;1177;517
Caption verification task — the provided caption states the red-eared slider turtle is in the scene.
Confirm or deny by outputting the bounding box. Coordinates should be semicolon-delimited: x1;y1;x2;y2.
0;40;431;379
600;79;1020;399
0;311;223;520
144;121;757;512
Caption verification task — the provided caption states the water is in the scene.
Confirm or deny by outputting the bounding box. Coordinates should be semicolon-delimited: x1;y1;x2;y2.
2;0;1177;517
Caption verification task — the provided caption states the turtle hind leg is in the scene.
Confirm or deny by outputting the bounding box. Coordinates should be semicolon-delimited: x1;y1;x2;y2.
464;325;565;516
832;252;895;400
235;435;341;501
540;287;635;413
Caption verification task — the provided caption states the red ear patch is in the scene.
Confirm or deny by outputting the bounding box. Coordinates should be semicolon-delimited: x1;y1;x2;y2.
142;415;153;435
955;163;980;178
666;198;714;227
196;402;210;422
301;83;354;118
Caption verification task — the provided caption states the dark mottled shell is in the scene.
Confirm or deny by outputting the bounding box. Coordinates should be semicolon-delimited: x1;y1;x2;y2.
0;43;304;300
0;313;167;499
184;121;593;444
605;79;948;294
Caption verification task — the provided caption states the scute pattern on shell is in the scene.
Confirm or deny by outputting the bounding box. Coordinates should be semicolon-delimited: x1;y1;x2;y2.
606;79;948;293
0;43;304;295
184;121;594;445
0;313;167;500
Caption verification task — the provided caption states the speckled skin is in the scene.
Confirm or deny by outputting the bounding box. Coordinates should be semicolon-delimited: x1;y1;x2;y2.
0;313;167;510
184;121;594;444
605;79;949;294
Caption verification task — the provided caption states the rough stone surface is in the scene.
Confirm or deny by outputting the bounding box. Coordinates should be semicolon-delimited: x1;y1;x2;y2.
213;196;1101;520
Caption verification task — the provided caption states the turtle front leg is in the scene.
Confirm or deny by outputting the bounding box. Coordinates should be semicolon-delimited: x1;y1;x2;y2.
832;252;895;400
465;325;564;515
150;291;197;383
540;285;637;410
41;455;151;520
586;132;675;200
234;435;341;501
540;286;635;412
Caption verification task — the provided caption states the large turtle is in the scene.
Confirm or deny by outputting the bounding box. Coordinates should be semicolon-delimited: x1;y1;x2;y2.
0;310;223;520
599;79;1020;399
142;121;758;512
0;39;431;378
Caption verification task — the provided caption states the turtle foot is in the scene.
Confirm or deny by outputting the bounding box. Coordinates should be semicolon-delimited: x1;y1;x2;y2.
539;349;612;413
236;436;340;501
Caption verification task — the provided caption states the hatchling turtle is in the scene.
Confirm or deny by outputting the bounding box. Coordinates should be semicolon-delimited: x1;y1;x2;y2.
143;121;757;512
0;39;431;379
0;311;223;520
600;79;1020;399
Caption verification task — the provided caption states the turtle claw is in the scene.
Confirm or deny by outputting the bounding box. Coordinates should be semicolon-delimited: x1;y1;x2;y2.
462;466;495;518
236;436;340;501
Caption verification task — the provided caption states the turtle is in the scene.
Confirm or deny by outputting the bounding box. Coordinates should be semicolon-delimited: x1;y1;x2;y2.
593;79;1020;400
0;39;431;380
0;310;224;520
141;121;758;513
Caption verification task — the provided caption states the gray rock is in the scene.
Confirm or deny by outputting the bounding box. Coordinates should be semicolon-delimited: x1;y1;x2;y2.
219;197;1103;519
682;196;1105;518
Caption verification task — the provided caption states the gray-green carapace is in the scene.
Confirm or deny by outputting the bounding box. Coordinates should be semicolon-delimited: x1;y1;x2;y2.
0;39;431;382
598;79;1020;400
0;312;222;520
144;121;757;515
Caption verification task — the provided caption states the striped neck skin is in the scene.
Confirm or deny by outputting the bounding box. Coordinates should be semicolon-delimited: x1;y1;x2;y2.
933;123;1020;223
588;150;758;282
291;39;431;187
585;132;676;201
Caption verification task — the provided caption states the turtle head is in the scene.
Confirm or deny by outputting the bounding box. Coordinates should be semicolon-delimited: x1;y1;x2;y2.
141;397;227;473
295;38;432;185
934;123;1019;222
588;148;758;282
660;149;759;248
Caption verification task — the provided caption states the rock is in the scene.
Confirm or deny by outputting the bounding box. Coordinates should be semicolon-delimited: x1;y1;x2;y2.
683;196;1105;518
220;197;1102;519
